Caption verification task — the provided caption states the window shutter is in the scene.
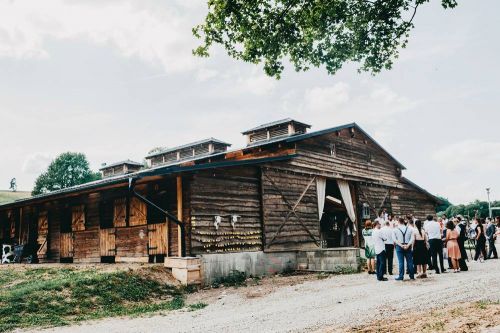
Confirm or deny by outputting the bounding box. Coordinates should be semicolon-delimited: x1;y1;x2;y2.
113;198;127;227
71;205;86;232
129;197;147;226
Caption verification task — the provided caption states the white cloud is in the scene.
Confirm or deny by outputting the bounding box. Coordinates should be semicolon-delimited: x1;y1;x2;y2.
196;68;218;82
22;152;52;175
303;83;350;112
0;0;202;73
299;83;415;143
432;140;500;173
237;70;277;96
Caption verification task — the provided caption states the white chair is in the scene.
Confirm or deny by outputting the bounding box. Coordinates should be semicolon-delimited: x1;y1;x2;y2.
1;245;14;264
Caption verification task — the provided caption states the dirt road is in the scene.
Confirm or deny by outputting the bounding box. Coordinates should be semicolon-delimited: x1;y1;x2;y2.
24;259;500;333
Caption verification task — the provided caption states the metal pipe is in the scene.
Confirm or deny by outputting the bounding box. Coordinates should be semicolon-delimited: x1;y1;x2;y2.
486;188;492;218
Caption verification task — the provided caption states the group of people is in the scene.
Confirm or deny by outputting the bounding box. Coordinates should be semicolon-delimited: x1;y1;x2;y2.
362;212;500;282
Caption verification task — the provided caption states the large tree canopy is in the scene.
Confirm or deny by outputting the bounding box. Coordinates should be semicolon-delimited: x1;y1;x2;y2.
194;0;457;78
32;152;101;196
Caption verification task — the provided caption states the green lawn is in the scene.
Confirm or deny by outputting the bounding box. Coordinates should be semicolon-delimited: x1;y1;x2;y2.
0;191;31;205
0;267;188;332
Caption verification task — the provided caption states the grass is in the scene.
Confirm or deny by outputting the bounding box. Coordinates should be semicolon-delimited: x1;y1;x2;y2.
211;270;247;288
187;302;208;311
0;190;31;205
0;267;186;332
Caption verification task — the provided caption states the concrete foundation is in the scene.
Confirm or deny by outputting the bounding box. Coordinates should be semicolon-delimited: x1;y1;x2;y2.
198;248;360;285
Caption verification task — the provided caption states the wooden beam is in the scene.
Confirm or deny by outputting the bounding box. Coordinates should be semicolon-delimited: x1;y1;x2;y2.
176;176;183;256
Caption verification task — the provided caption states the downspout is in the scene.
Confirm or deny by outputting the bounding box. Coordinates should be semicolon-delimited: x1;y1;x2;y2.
128;177;186;257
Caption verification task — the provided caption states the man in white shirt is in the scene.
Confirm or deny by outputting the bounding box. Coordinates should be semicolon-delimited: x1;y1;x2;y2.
372;221;388;281
424;215;446;274
381;221;395;275
393;217;415;280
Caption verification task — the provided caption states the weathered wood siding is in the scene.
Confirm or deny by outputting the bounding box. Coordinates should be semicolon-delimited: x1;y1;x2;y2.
189;167;262;254
261;167;320;252
290;128;401;185
356;184;393;221
390;186;436;220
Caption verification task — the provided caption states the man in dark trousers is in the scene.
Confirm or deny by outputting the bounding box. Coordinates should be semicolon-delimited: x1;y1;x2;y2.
456;216;469;271
486;218;498;259
424;215;446;274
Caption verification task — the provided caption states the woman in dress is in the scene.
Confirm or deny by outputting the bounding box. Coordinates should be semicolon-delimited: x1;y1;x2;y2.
474;218;488;260
445;220;461;272
413;220;428;278
362;220;376;274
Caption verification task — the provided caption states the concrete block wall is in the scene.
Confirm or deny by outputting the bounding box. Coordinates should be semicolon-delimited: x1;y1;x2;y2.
297;248;360;272
198;248;360;285
198;251;296;284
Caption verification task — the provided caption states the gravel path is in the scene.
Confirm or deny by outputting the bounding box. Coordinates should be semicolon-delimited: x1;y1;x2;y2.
25;259;500;333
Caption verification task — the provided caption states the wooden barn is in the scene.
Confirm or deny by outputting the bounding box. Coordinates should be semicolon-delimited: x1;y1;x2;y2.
0;119;439;282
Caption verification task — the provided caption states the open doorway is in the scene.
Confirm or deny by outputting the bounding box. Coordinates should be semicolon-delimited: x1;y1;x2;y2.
320;179;355;248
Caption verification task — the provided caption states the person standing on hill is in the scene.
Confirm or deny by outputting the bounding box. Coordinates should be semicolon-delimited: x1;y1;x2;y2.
393;218;415;281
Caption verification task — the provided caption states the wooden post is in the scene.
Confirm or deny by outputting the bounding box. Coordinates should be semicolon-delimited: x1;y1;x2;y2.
176;176;183;256
18;207;22;245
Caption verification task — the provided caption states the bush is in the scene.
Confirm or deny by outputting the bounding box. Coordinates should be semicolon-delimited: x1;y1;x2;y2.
211;270;247;288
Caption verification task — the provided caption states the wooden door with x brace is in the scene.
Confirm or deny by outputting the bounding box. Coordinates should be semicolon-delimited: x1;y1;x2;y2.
261;168;321;252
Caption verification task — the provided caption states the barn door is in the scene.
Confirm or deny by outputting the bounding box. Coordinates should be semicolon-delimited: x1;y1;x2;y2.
60;233;74;258
99;228;116;256
262;170;320;249
37;211;49;260
148;222;168;256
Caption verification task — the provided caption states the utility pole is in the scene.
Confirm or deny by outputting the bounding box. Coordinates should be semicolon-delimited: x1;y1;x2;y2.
486;188;492;218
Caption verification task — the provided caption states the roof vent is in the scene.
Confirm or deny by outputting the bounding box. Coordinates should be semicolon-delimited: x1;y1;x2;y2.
145;138;231;168
99;160;143;178
242;118;311;145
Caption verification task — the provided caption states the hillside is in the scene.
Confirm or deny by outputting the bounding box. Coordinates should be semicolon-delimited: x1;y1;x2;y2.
0;190;31;205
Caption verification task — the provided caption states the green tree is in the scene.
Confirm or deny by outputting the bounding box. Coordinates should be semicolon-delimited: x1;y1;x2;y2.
32;152;101;196
442;200;500;219
435;195;452;214
194;0;457;78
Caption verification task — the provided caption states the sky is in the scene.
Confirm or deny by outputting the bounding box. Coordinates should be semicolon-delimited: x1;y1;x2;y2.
0;0;498;204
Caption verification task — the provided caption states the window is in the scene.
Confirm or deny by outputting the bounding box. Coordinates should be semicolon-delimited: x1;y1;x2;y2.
362;203;371;220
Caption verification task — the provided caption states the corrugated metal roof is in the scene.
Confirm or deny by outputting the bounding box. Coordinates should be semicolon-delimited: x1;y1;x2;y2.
145;137;232;158
99;159;143;170
241;118;311;134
